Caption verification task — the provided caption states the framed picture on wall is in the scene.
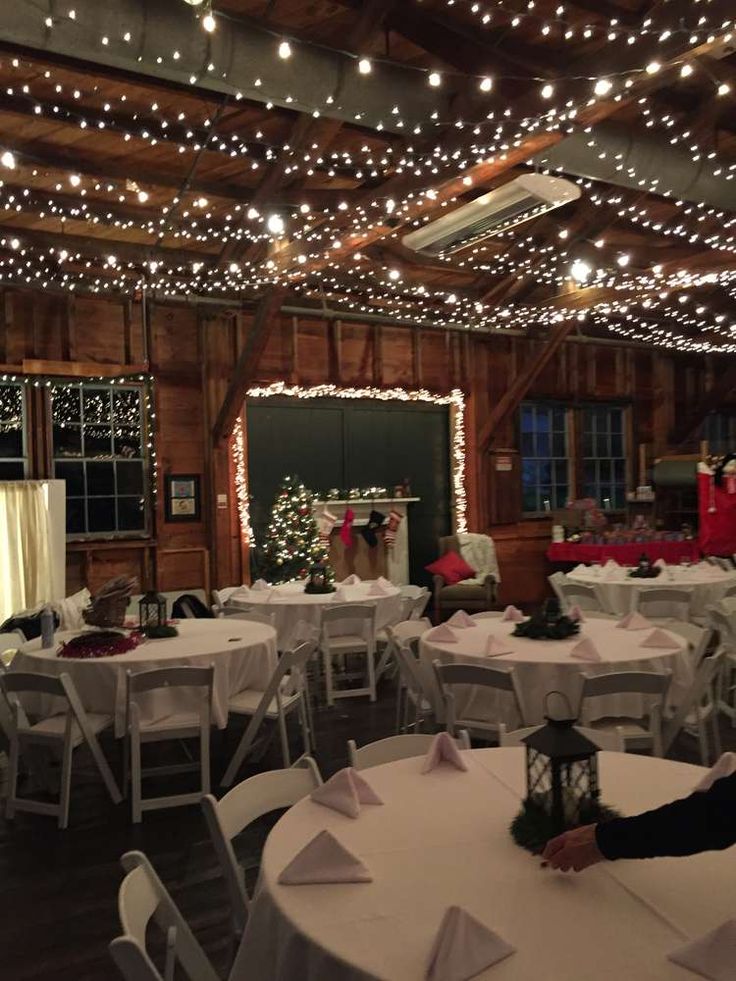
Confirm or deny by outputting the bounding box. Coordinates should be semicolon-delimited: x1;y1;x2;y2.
164;474;201;522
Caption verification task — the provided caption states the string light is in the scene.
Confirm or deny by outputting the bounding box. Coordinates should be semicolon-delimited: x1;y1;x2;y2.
570;259;592;282
1;150;15;169
232;415;252;545
428;72;442;88
357;58;372;75
278;40;292;60
201;12;216;33
479;76;494;92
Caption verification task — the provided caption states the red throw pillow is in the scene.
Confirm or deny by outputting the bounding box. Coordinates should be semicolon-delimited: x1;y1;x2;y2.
425;550;476;586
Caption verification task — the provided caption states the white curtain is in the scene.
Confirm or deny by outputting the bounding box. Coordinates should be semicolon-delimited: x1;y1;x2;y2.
0;481;54;623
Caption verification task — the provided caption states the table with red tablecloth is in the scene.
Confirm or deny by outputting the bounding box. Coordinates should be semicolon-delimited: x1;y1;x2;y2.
546;540;701;565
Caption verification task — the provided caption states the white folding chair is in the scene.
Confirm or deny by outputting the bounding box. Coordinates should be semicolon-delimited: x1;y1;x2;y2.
633;587;692;621
395;639;437;734
221;641;316;787
125;665;214;823
723;583;736;599
320;604;377;706
375;617;431;693
201;757;322;937
708;603;736;726
577;670;672;757
548;571;568;607
399;585;431;620
1;671;121;828
0;630;25;667
433;660;526;742
218;608;276;628
211;586;239;616
348;730;470;770
557;580;606;613
663;651;725;765
498;723;625;752
664;623;712;667
109;850;220;981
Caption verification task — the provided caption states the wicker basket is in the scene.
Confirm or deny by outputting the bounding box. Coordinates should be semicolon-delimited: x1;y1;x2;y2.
82;596;130;629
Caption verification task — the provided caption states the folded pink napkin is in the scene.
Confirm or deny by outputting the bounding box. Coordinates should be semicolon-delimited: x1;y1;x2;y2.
654;558;667;569
694;752;736;793
377;576;393;589
603;559;619;569
447;610;477;629
251;579;271;591
332;588;349;603
501;605;525;623
368;582;389;597
311;767;383;819
429;624;458;643
640;628;678;649
426;906;515;981
341;574;361;586
422;732;469;773
668;918;736;980
617;612;652;631
569;637;602;662
567;605;585;623
485;635;514;657
278;830;372;885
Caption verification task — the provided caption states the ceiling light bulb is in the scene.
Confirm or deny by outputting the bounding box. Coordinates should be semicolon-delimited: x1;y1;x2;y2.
570;258;592;283
9;238;20;250
479;76;493;92
69;174;81;187
388;269;401;280
558;229;568;239
278;40;292;60
357;58;372;75
616;253;630;267
541;83;555;99
106;254;117;266
58;249;68;262
646;61;661;75
247;207;259;220
0;150;15;169
137;190;149;203
680;63;694;78
428;72;442;87
593;78;612;96
299;203;310;214
267;213;285;234
201;12;216;32
717;82;731;96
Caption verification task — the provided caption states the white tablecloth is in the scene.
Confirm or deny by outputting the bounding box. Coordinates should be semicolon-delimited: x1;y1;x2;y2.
231;749;736;981
568;563;736;617
419;616;691;726
12;619;278;736
228;581;403;647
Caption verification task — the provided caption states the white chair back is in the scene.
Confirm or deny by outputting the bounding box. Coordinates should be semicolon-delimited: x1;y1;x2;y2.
220;608;276;627
663;650;725;762
110;850;220;981
212;586;238;613
0;630;25;666
558;580;605;612
321;603;376;642
633;587;691;621
399;586;431;620
433;660;526;736
201;758;321;935
348;731;470;769
498;723;624;753
663;624;712;665
548;572;567;607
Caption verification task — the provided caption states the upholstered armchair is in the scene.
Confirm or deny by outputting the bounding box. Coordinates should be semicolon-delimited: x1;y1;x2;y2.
432;533;500;620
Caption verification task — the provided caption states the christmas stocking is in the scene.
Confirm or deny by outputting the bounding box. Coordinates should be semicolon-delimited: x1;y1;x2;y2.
317;508;338;544
361;510;386;548
340;507;355;547
384;509;403;550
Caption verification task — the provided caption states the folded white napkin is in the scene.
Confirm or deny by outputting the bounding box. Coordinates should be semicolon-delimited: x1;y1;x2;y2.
567;605;585;623
332;588;349;603
310;767;383;819
571;564;588;576
640;628;678;649
653;558;667;569
426;906;515;981
569;637;602;662
447;610;477;629
694;752;736;793
251;579;271;591
341;574;361;586
368;582;389;597
616;611;653;631
485;635;514;657
501;605;525;623
377;576;393;589
422;732;468;773
278;830;373;885
668;918;736;980
429;624;458;643
604;559;620;570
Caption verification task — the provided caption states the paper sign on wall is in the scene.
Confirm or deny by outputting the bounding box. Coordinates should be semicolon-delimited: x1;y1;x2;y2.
495;456;513;472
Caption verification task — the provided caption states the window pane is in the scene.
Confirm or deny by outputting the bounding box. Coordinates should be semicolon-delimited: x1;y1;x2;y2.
55;461;85;496
536;432;550;457
520;402;569;514
83;388;111;423
0;461;25;479
0;428;23;458
610;410;622;433
113;389;141;425
118;497;146;531
117;461;144;495
52;387;81;425
54;425;83;457
88;497;116;532
87;461;115;496
521;433;534;457
114;427;142;458
610;434;623;457
552;433;566;457
66;498;85;534
84;425;113;457
522;487;537;512
582;404;627;508
596;434;609;456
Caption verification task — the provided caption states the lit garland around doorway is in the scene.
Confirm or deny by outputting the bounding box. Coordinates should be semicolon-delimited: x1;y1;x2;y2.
232;382;468;542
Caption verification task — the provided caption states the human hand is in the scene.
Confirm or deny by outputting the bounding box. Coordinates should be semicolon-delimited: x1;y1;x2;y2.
541;824;604;872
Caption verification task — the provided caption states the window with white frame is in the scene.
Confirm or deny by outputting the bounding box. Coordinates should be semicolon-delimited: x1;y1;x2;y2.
520;402;570;514
0;380;27;479
581;404;627;509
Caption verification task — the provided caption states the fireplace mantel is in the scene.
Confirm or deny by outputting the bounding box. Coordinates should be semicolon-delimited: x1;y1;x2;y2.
312;497;420;585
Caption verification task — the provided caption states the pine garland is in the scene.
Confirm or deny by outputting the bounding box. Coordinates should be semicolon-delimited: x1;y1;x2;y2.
512;611;580;640
510;798;621;854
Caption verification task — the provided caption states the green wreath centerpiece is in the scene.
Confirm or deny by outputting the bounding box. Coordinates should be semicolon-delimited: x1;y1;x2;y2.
512;600;580;640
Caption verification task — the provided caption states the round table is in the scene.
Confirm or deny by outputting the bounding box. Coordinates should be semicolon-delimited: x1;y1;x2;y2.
568;562;736;618
419;615;692;726
231;749;736;981
228;580;403;648
12;619;278;736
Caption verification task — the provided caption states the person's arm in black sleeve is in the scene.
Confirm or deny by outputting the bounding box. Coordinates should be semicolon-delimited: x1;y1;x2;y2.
595;772;736;860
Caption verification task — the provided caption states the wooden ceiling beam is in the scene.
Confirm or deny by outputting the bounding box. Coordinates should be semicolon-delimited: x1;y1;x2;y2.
212;287;286;444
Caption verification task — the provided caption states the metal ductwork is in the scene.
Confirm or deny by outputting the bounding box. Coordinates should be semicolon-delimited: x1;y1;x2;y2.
4;0;442;133
533;121;736;212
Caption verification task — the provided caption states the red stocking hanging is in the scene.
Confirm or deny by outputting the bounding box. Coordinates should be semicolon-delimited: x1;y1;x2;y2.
339;507;355;547
384;509;403;550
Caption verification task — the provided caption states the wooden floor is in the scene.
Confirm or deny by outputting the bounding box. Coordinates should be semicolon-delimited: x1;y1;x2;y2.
1;676;734;981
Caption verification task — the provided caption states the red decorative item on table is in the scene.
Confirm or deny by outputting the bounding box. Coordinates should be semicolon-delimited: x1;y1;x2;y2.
58;631;142;659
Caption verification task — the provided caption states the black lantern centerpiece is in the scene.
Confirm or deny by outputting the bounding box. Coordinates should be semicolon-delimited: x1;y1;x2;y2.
138;591;177;638
512;597;580;641
304;562;336;594
629;552;660;579
510;693;618;853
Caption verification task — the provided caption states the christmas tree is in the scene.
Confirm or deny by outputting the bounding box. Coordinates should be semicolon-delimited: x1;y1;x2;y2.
259;475;328;583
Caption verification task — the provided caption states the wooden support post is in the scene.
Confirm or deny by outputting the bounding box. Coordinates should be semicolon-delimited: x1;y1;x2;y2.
478;318;578;450
372;324;383;386
212;287;285;445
